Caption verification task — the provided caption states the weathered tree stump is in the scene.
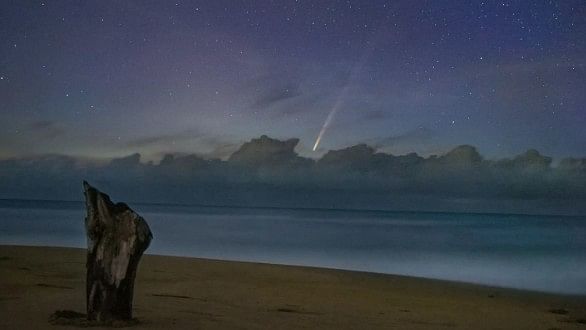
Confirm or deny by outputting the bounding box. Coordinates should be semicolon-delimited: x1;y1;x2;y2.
83;181;153;322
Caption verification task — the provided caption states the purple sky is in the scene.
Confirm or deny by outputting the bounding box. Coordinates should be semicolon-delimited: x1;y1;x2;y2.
1;0;585;161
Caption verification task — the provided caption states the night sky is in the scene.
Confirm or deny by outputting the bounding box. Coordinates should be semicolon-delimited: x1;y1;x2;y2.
1;1;585;161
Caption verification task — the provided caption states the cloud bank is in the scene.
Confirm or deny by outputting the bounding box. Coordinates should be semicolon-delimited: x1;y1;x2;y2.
0;135;584;215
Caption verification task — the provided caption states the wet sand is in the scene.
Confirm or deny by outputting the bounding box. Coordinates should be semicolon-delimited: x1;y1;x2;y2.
0;245;585;329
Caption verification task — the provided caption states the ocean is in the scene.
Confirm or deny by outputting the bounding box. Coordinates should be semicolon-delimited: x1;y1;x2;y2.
0;199;585;295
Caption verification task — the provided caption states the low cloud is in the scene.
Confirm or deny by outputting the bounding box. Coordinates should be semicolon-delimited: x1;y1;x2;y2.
0;135;584;215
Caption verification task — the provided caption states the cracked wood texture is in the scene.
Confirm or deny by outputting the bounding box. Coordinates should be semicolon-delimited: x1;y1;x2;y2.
83;181;153;321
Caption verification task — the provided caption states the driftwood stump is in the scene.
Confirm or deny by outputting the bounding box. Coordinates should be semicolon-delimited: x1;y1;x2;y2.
83;181;153;322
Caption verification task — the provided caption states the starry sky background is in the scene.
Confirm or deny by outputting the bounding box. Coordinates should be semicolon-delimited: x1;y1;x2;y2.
1;0;585;161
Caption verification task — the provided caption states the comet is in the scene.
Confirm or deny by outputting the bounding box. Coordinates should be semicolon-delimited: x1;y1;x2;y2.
312;84;351;151
312;44;375;152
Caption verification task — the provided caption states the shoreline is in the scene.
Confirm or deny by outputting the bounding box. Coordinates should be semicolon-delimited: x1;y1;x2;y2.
1;245;586;329
3;243;585;297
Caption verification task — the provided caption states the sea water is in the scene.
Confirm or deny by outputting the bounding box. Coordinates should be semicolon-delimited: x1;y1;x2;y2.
0;199;584;295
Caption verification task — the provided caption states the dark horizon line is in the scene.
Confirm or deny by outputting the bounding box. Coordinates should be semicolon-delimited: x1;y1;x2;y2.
1;197;583;219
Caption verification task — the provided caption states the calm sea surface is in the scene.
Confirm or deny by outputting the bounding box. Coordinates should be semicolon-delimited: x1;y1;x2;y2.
1;199;585;295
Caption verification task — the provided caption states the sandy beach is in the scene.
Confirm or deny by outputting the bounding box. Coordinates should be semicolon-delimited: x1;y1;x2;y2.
0;245;585;329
